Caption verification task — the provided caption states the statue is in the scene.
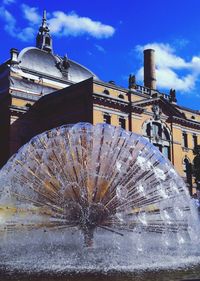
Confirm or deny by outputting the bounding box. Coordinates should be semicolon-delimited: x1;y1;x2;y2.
62;55;70;70
193;145;200;190
169;89;177;103
56;55;70;77
152;104;162;120
128;74;136;89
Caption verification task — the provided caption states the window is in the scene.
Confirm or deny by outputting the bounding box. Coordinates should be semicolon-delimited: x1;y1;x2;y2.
103;89;110;95
144;121;171;160
182;132;188;148
22;77;34;82
25;103;32;108
146;122;170;141
118;94;124;99
183;158;192;195
146;123;151;137
103;114;111;124
193;134;198;148
45;37;50;46
163;146;170;159
162;127;170;140
119;117;126;129
154;144;162;152
152;122;162;138
152;123;159;137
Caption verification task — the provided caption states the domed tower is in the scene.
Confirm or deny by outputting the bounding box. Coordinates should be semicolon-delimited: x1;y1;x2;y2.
36;10;53;53
0;9;100;167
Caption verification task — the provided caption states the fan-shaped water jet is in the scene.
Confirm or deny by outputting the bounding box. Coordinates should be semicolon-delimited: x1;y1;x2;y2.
0;123;199;272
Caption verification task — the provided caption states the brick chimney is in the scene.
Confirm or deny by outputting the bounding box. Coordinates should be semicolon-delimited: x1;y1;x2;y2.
143;49;156;90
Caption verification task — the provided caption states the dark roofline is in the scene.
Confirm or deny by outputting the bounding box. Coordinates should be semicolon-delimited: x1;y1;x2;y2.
173;116;200;129
30;77;93;110
1;45;199;115
94;79;129;93
0;60;10;71
175;104;200;115
93;79;153;100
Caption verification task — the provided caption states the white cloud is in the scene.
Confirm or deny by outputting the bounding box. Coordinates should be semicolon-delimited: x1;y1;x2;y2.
0;6;16;36
17;26;35;41
0;6;35;41
21;4;40;25
48;11;115;38
136;43;188;69
87;51;93;56
95;44;105;53
0;4;115;42
172;38;189;49
135;42;200;92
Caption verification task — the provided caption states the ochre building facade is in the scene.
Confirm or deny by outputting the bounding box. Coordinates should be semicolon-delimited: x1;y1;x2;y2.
0;13;200;194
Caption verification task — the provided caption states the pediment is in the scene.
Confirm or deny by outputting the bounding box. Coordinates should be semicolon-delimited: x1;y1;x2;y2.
133;97;185;119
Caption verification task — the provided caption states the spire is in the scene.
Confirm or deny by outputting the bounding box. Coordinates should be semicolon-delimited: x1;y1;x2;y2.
43;10;47;24
36;10;53;53
40;10;49;32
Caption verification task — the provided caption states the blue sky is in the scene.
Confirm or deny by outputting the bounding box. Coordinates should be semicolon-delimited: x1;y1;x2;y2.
0;0;200;110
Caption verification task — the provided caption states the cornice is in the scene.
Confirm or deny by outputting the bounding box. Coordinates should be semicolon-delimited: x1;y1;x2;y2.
92;92;144;113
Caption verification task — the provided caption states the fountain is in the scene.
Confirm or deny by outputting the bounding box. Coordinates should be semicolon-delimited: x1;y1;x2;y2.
0;123;200;277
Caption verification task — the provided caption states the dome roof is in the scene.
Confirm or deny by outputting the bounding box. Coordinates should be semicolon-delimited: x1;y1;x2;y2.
67;59;99;83
18;47;99;82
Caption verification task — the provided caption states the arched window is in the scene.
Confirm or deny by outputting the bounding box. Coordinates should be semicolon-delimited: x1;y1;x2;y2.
103;89;110;95
163;127;170;140
183;158;192;195
118;94;124;99
45;37;50;46
144;121;171;160
25;103;32;108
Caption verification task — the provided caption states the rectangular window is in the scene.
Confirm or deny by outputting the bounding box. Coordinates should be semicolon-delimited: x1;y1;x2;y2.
152;123;162;137
152;124;158;136
119;117;126;129
163;146;170;160
146;123;151;137
182;132;188;148
103;114;111;124
193;134;198;148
